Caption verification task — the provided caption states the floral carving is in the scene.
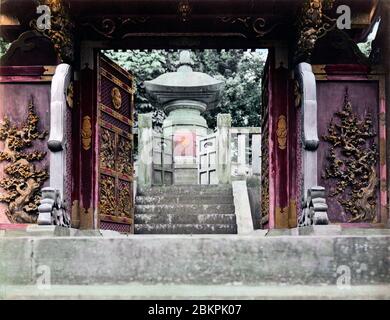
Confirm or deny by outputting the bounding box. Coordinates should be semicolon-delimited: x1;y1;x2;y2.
322;89;378;222
99;175;116;216
0;97;48;223
100;128;115;170
117;136;132;176
118;179;132;217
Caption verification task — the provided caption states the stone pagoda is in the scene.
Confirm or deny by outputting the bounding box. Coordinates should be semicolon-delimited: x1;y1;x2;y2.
145;50;224;184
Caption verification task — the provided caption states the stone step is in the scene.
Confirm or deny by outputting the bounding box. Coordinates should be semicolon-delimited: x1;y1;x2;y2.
134;213;236;225
134;224;237;234
2;235;389;286
3;284;390;299
135;204;235;215
138;185;233;196
135;195;234;205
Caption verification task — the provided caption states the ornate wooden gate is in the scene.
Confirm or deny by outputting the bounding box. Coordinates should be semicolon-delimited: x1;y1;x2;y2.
96;53;135;233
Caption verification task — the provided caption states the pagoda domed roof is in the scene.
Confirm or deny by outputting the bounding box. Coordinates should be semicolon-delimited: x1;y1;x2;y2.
144;51;224;108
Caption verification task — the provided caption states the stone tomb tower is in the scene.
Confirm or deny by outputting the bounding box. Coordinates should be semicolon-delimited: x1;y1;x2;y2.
145;51;224;184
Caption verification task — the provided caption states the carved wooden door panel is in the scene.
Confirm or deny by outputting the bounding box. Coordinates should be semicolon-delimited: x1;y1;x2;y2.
198;133;217;184
96;53;135;233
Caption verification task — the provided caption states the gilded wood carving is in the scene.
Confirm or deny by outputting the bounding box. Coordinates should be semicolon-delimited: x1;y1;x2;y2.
111;87;122;110
322;90;378;222
118;179;132;217
100;128;116;170
66;81;73;108
99;175;116;216
0;97;48;223
117;136;132;176
294;0;336;63
81;116;92;150
31;0;75;63
261;128;270;225
276;115;287;150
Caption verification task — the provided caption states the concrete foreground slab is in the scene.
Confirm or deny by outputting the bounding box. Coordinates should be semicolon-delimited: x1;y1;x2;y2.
1;284;390;300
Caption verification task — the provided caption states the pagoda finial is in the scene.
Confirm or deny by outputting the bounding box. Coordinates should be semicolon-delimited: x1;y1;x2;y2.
178;50;194;72
179;50;192;64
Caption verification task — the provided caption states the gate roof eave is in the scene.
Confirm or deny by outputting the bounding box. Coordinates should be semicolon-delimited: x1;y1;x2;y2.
0;0;379;47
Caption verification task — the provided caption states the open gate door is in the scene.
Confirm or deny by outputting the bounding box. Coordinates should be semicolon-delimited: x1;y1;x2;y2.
96;53;135;233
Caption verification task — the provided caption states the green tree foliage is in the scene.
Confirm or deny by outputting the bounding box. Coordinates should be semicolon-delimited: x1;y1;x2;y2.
104;49;266;129
357;40;372;58
0;37;10;58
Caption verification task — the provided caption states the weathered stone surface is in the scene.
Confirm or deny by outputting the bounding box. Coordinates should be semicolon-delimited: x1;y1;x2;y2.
2;226;79;237
135;184;237;234
298;225;342;236
2;284;390;300
1;235;389;286
267;228;299;236
135;204;235;215
135;213;236;225
135;224;237;234
137;113;153;189
0;238;33;285
232;180;254;234
138;185;232;196
341;228;390;236
135;195;234;205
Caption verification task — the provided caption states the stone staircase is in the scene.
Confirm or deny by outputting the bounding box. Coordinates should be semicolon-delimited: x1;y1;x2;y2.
135;185;237;234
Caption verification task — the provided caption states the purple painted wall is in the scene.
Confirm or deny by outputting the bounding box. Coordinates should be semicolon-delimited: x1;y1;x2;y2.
317;81;379;223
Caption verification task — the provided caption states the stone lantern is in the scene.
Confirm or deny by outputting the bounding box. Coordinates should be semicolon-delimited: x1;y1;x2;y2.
145;50;224;184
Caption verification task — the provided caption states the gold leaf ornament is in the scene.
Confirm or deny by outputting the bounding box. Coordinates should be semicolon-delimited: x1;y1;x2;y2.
111;87;122;110
276;115;287;150
81;116;92;150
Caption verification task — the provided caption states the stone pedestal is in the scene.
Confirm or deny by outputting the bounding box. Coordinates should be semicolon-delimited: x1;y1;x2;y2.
145;51;224;185
163;100;208;184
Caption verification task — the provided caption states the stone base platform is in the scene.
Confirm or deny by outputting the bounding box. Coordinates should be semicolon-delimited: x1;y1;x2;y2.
1;234;389;293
